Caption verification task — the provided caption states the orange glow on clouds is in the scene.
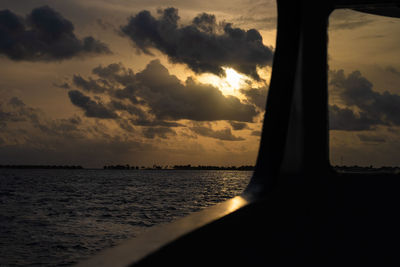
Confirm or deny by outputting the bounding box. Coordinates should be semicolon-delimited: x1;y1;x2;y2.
197;67;247;97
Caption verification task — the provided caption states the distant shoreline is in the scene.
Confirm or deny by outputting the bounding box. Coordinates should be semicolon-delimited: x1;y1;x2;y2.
103;164;255;171
2;165;400;174
0;165;83;169
0;164;254;171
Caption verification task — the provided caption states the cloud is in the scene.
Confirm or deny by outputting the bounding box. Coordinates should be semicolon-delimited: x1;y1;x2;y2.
73;75;109;93
0;96;84;139
109;99;182;127
240;86;268;110
8;96;25;107
233;15;276;31
0;6;111;61
33;116;83;138
142;127;176;139
108;100;146;117
330;70;400;128
69;60;259;123
134;60;258;122
120;8;273;80
0;97;33;126
0;109;12;128
229;121;248;130
0;95;200;167
6;97;40;123
329;104;381;131
92;62;133;81
190;126;244;141
68;90;117;119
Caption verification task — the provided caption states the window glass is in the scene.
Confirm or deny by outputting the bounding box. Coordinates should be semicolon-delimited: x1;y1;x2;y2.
329;8;400;171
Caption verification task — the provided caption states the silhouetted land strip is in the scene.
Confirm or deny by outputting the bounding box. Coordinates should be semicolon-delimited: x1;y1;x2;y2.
103;165;400;173
1;164;399;173
103;164;255;171
334;165;400;174
0;165;83;169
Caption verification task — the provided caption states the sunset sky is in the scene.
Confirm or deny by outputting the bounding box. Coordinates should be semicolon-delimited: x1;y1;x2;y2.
1;0;400;168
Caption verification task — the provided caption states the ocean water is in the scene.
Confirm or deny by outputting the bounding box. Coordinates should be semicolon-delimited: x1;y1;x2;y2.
0;169;252;266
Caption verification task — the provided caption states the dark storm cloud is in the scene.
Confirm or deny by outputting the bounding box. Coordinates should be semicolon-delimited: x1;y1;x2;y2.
109;100;146;117
190;126;244;141
142;127;176;139
191;12;218;33
0;6;110;61
330;70;400;128
108;100;180;127
92;63;135;83
73;75;108;93
240;87;268;110
120;8;273;80
133;60;258;122
229;121;248;130
70;60;259;123
68;90;117;119
329;105;381;131
92;63;142;104
133;119;181;127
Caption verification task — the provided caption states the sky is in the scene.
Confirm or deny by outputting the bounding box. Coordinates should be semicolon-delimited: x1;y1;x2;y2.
0;1;400;168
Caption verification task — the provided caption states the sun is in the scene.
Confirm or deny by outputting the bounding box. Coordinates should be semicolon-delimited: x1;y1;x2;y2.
197;67;246;97
224;68;243;91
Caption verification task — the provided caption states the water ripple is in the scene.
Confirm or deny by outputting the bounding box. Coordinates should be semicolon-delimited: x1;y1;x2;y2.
0;169;251;266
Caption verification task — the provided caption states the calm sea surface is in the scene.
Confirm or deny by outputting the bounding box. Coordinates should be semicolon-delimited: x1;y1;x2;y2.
0;169;252;266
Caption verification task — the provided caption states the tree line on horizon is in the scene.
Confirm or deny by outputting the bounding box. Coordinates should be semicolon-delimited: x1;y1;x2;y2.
103;164;255;171
2;164;399;173
0;165;83;169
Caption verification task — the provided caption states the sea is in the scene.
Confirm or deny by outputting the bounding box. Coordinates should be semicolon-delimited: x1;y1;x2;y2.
0;169;252;266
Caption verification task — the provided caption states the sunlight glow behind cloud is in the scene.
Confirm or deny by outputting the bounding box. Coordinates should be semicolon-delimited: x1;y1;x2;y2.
197;67;248;97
